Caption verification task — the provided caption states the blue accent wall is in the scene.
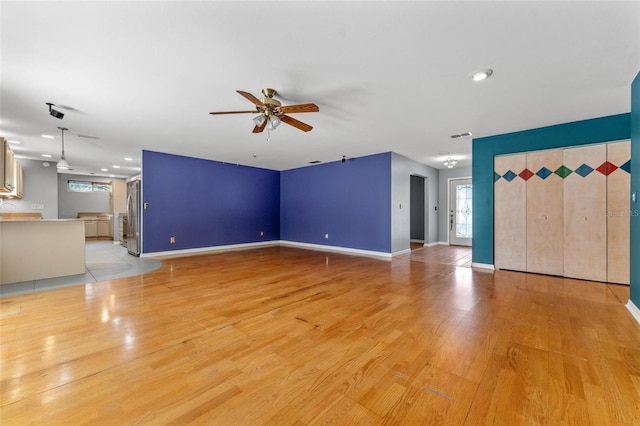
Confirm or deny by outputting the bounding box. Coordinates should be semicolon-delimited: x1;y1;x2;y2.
630;71;640;306
280;152;392;253
142;150;280;253
472;113;631;265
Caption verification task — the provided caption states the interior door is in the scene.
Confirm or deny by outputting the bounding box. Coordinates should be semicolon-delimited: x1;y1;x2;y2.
563;144;607;282
606;140;631;284
449;178;472;246
526;149;564;275
494;154;527;271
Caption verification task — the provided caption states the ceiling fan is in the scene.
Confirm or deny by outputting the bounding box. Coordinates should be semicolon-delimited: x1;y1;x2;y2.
209;88;319;133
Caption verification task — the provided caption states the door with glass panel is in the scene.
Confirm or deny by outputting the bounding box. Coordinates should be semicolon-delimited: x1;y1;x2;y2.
449;178;472;246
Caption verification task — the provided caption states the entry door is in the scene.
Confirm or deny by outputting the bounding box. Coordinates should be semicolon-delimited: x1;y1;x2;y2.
449;178;472;246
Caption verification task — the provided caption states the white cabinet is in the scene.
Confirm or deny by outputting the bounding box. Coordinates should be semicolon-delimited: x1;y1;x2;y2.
10;161;23;199
1;137;16;195
109;179;127;213
97;220;111;238
84;220;98;238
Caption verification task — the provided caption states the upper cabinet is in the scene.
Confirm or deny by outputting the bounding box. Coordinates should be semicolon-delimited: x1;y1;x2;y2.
110;179;127;213
0;137;23;199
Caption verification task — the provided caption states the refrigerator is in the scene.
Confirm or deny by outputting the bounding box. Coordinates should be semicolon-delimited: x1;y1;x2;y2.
126;180;141;256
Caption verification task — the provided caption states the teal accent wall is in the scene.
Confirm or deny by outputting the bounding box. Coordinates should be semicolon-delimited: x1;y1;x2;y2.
630;71;640;306
472;113;631;265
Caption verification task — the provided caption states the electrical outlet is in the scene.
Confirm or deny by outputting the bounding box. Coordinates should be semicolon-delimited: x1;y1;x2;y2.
260;231;264;236
325;233;329;239
170;236;176;244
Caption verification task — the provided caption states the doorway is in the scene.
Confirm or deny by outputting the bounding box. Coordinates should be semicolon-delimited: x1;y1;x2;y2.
410;174;428;247
449;178;472;246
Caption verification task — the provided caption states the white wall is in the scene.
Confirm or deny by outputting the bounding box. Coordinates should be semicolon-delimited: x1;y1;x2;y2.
391;153;439;253
0;159;59;219
437;165;472;243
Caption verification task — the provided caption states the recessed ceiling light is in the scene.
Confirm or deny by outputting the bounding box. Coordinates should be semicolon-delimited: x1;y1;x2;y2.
124;157;133;161
101;168;109;172
7;140;21;145
42;154;52;158
112;165;120;169
41;134;55;139
471;69;493;81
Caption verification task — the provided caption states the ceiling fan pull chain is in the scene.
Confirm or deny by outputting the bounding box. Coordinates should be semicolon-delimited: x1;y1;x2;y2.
267;129;271;142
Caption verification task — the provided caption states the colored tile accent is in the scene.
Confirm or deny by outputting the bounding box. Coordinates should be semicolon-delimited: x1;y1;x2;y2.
502;170;517;182
596;161;618;176
554;165;573;179
519;168;534;181
620;160;631;174
574;163;594;177
494;171;501;182
536;167;553;180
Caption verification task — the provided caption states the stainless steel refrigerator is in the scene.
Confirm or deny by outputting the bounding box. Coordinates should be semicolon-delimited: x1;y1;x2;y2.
126;180;141;256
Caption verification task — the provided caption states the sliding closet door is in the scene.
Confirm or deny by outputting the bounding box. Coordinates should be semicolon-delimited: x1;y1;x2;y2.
494;154;527;271
563;144;607;282
526;149;564;275
607;141;631;284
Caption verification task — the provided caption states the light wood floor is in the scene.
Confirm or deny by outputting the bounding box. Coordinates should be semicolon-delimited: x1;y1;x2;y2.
1;245;639;424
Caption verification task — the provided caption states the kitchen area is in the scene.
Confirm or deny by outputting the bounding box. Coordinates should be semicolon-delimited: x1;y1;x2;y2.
1;137;144;288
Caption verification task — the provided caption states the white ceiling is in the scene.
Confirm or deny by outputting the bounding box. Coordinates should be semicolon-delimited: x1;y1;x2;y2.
1;1;639;178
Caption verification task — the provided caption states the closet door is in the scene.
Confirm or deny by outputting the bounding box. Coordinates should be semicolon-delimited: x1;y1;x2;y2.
607;141;631;284
563;144;607;282
494;154;527;271
526;149;564;276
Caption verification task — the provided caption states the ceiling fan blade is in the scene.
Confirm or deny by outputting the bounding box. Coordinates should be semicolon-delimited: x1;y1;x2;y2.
280;115;313;132
279;103;319;114
209;110;257;115
237;90;265;107
252;117;268;133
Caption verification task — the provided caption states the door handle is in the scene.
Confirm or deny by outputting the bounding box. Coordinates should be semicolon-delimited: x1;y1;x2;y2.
450;210;454;231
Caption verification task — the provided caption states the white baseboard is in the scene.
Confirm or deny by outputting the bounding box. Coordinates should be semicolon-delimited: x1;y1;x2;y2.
626;300;640;325
393;249;411;257
141;240;279;258
471;262;495;271
410;239;425;244
280;240;393;259
142;239;459;261
425;241;448;247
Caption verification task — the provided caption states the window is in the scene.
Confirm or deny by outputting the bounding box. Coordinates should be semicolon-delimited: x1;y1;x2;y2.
455;183;472;238
68;180;112;193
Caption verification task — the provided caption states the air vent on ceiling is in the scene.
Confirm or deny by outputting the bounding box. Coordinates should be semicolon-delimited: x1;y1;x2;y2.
451;132;473;139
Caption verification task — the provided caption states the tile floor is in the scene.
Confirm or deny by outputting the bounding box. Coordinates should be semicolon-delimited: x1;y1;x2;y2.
0;240;162;297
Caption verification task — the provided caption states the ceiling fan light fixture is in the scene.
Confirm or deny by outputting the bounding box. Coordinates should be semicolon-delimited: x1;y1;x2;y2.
266;115;281;131
253;114;266;127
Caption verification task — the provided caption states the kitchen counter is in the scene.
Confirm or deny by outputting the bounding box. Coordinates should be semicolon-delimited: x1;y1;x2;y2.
0;219;86;284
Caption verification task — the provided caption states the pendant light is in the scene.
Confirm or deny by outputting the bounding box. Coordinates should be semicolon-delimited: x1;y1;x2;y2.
57;127;70;169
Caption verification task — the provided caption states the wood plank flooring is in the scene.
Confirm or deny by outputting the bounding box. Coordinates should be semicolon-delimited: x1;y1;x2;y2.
1;245;639;424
